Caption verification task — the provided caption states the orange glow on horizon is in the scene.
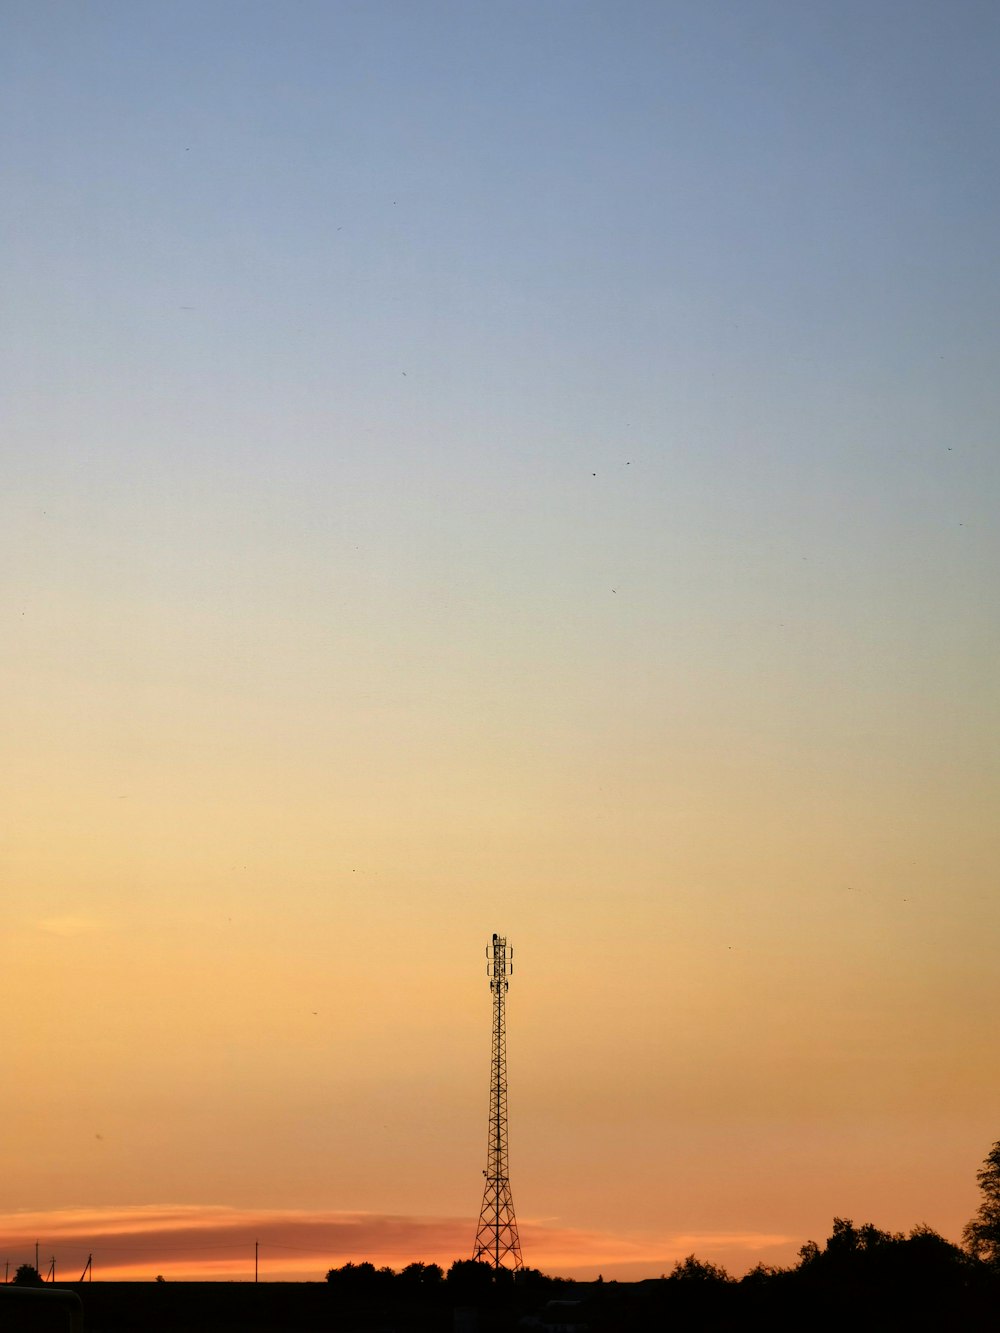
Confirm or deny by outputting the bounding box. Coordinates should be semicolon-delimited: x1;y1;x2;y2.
0;1205;800;1282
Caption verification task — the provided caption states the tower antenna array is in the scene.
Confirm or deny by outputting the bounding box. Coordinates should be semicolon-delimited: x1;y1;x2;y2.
472;932;523;1271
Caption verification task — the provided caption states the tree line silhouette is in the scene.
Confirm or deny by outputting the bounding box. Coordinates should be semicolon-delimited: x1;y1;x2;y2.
319;1139;1000;1329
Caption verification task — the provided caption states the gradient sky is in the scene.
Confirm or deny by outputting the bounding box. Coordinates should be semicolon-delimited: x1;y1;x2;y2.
3;0;999;1282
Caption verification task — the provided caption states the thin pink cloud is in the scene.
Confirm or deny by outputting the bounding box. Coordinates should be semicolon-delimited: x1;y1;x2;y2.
0;1206;800;1281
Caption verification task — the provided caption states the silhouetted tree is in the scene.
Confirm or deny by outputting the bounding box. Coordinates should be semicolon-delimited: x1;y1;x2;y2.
668;1254;733;1283
12;1264;43;1287
325;1260;380;1291
963;1140;1000;1263
796;1216;903;1274
797;1238;821;1267
645;1254;737;1326
445;1258;497;1301
741;1261;788;1284
399;1261;443;1290
790;1216;982;1328
512;1265;558;1295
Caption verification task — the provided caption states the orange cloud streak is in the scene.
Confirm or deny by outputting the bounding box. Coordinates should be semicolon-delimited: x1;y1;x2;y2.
0;1205;799;1281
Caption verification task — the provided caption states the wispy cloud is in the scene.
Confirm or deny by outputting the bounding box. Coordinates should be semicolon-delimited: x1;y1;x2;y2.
0;1206;799;1280
34;916;103;938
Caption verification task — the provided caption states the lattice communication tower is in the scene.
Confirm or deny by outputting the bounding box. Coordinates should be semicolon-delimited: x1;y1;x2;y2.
472;932;523;1271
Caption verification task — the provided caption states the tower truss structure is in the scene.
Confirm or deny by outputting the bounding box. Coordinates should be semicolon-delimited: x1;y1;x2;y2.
473;933;523;1271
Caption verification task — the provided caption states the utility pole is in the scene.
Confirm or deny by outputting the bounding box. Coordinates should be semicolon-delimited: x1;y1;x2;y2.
255;1240;258;1283
472;933;523;1271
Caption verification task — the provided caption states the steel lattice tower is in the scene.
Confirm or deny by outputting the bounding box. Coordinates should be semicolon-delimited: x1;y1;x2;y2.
472;933;523;1271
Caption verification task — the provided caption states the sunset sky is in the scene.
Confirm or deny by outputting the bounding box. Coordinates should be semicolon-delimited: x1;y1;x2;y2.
3;0;999;1282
